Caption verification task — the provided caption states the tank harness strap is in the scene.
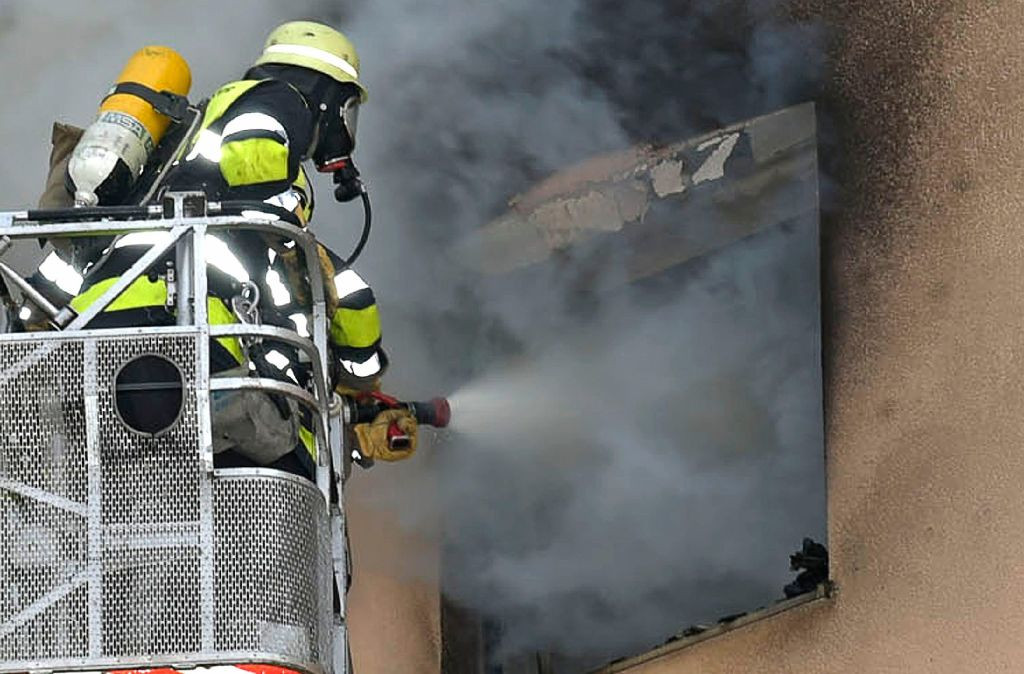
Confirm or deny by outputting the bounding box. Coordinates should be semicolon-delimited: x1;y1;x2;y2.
104;82;190;123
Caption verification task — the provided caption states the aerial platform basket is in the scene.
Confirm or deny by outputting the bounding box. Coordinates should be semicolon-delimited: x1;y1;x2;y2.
0;193;351;674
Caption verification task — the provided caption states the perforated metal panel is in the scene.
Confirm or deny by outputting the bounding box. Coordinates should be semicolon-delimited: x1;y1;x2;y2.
214;474;332;663
97;335;203;659
0;339;89;663
0;332;332;674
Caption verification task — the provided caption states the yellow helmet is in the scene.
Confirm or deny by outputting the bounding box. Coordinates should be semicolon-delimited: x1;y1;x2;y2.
254;21;368;102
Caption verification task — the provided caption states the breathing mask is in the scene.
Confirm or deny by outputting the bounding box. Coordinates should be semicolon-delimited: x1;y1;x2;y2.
313;91;359;173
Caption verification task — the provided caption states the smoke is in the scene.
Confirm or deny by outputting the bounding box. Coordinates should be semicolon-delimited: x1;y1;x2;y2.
425;221;824;662
328;0;828;664
0;0;828;666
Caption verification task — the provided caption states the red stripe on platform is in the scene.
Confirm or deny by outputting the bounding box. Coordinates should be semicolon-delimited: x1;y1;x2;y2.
236;665;303;674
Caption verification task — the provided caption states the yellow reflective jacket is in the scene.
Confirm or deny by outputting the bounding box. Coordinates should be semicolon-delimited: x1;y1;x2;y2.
166;78;385;385
171;79;315;223
70;276;245;369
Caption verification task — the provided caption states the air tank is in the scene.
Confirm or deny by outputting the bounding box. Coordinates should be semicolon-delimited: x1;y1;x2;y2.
67;46;191;206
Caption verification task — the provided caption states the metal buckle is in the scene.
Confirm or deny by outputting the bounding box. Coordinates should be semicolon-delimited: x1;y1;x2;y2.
230;281;262;362
231;281;261;325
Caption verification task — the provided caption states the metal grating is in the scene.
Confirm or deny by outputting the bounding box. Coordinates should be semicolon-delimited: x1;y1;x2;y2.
95;336;203;657
0;333;332;673
214;474;332;663
2;586;89;663
0;339;89;664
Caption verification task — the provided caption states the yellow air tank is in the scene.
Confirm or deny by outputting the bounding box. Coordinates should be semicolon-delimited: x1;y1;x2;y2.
68;46;191;206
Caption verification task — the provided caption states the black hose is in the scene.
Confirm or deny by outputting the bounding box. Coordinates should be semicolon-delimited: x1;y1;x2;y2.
213;201;304;227
23;205;158;223
340;189;372;267
217;195;372;267
24;200;302;226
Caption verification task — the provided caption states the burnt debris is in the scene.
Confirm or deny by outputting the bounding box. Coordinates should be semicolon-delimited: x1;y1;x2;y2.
784;537;829;598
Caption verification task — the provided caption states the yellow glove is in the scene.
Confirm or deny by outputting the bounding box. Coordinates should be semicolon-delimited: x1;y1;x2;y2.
353;408;418;462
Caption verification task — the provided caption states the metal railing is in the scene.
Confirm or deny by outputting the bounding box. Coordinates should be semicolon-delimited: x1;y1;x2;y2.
0;192;349;674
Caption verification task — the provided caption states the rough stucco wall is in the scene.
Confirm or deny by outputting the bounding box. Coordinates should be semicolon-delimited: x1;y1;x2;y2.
346;469;442;674
619;2;1024;672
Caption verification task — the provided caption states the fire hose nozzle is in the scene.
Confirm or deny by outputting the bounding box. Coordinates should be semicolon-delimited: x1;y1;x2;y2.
413;397;451;429
342;394;452;429
341;393;451;455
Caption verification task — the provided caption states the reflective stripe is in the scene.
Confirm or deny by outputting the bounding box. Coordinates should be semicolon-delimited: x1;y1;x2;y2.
289;313;310;337
180;80;264;162
264;349;290;370
114;233;249;283
334;269;369;298
266;269;291;306
38;252;83;295
264;189;302;216
341;353;382;378
114;231;172;248
264;43;359;79
221;112;289;145
185;128;223;162
70;277;245;363
240;209;281;221
330;304;381;348
220;136;290;186
206;235;250;283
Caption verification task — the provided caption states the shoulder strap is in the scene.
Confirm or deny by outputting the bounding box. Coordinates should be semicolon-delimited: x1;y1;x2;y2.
104;82;190;123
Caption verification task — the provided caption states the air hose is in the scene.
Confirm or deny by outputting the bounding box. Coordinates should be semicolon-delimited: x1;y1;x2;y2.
341;188;372;267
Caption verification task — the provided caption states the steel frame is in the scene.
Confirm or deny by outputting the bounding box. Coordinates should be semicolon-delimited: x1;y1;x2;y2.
0;194;349;674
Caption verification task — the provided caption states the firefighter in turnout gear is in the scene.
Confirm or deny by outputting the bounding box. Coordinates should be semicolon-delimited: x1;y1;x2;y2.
163;20;416;464
34;21;417;468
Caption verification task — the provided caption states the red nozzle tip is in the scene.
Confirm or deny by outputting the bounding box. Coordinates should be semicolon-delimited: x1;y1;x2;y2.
431;397;451;428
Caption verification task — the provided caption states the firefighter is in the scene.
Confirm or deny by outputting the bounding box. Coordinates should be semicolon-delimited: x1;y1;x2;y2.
164;20;419;468
36;21;418;469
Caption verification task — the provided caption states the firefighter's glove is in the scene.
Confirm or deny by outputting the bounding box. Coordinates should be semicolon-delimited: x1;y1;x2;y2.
353;408;418;462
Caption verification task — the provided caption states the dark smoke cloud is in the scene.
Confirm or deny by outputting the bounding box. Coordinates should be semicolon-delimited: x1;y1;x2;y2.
326;0;828;665
434;221;824;661
571;0;827;142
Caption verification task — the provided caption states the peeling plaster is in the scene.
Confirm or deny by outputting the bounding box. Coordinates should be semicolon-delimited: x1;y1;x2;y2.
532;180;650;250
693;133;740;184
463;105;815;277
650;159;687;197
